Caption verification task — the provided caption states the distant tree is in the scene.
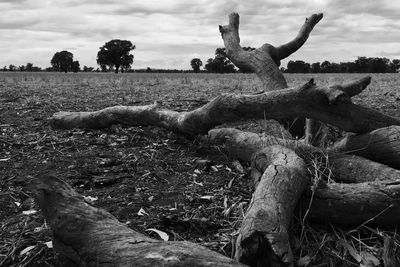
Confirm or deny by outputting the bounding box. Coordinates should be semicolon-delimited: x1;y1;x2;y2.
51;51;74;73
97;39;135;73
146;67;152;73
354;57;369;73
9;64;16;71
83;66;94;72
310;62;321;73
286;60;310;73
320;60;331;73
390;59;400;73
190;58;203;72
19;65;26;71
71;61;80;73
205;48;236;73
26;63;33;72
2;66;7;71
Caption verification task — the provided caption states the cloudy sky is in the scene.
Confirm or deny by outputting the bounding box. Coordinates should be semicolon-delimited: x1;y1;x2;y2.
1;0;400;70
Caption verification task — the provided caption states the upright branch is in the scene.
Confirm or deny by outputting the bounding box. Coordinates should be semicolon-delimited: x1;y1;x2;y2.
219;13;323;91
275;13;323;61
219;13;287;90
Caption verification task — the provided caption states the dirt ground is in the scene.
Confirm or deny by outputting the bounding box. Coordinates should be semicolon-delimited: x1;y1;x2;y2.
0;72;399;266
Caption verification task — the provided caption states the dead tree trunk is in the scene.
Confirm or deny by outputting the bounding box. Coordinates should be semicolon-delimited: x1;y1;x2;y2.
235;146;307;267
42;11;400;267
30;174;246;267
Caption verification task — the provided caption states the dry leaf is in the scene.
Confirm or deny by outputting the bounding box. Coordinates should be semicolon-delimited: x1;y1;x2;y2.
146;228;169;241
45;241;53;249
20;245;35;255
137;207;149;216
22;210;37;215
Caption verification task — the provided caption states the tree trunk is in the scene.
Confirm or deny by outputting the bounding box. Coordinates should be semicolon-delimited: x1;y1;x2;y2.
30;174;246;267
49;78;400;135
330;125;400;169
235;146;308;267
207;127;400;225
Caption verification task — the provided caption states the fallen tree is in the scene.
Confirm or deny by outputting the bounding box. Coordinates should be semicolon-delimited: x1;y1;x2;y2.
37;11;400;267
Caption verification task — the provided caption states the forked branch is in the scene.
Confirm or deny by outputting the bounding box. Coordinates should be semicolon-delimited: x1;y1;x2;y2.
219;12;323;91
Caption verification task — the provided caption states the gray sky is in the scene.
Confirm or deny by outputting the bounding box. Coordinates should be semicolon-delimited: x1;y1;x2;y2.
1;0;400;70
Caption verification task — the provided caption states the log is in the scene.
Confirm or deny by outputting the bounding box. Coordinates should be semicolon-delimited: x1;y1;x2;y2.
300;180;400;225
330;125;400;169
206;128;400;182
235;146;307;266
49;78;400;135
207;128;400;225
30;174;247;267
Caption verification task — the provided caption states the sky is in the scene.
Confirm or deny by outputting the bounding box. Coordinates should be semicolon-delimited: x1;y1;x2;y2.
1;0;400;70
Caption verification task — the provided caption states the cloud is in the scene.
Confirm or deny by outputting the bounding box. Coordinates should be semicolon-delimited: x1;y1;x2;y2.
0;0;399;69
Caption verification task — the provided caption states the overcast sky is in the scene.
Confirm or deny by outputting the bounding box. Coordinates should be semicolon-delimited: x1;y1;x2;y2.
1;0;400;70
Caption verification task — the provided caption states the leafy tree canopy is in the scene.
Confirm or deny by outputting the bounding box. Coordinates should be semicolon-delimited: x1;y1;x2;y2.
97;39;135;73
190;58;202;72
205;48;236;73
51;50;75;73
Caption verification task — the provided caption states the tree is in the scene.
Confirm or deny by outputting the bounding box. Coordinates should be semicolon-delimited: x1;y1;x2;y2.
38;12;400;267
82;66;94;72
190;58;202;72
71;61;80;73
390;59;400;72
286;60;310;73
26;63;33;72
310;62;321;73
8;64;16;71
97;39;135;73
51;51;74;73
205;48;236;73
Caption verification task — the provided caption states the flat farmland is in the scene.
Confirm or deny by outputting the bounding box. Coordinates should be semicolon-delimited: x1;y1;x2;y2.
0;72;399;266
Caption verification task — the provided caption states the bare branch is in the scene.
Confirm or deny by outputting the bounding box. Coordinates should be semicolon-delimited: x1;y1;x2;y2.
219;13;287;90
275;13;323;60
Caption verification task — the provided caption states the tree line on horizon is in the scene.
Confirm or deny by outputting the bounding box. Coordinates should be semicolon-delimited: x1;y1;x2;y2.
1;42;399;74
191;48;400;74
283;57;400;73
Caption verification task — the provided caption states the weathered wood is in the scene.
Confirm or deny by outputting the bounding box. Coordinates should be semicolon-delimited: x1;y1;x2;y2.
329;154;400;183
235;146;307;266
30;174;247;267
219;13;323;138
304;118;318;145
50;78;400;135
207;128;400;225
207;127;400;182
300;180;400;225
330;126;400;169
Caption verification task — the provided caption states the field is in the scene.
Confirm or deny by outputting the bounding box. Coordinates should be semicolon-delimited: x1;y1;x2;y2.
0;72;399;266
